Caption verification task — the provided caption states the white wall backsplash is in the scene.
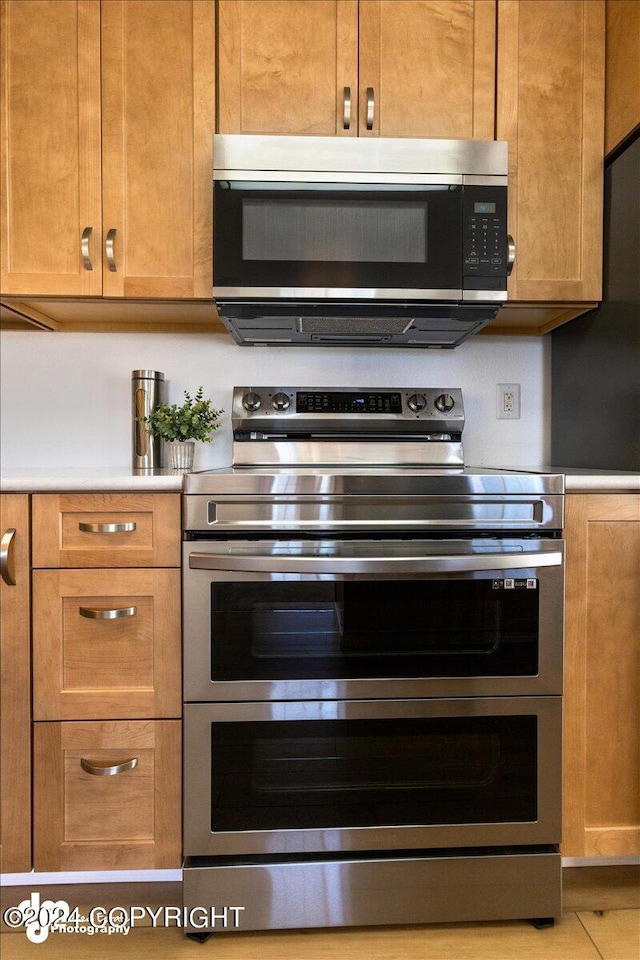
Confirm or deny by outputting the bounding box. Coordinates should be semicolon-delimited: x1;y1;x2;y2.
1;331;550;469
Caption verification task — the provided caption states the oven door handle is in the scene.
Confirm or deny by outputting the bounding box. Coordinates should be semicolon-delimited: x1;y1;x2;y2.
188;550;563;574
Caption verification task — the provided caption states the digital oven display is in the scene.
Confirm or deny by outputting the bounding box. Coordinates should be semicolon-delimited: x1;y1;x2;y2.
296;392;402;413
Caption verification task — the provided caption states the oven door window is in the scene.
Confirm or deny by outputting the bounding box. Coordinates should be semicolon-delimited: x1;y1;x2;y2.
210;716;537;832
210;579;539;681
213;181;462;290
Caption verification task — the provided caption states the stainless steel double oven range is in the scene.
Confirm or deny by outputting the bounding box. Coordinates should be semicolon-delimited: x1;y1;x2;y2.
182;387;565;939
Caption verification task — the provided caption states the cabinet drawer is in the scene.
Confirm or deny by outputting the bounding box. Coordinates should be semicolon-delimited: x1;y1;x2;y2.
32;493;181;567
33;569;181;720
34;720;181;870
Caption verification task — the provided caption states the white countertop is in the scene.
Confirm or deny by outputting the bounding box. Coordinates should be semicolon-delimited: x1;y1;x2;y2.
1;465;638;493
491;466;640;493
0;467;184;492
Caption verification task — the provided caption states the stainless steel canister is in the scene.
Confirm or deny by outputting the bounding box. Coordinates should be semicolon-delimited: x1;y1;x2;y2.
132;370;164;471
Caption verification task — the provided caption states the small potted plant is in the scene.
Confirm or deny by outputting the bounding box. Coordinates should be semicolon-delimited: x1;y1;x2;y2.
141;386;223;470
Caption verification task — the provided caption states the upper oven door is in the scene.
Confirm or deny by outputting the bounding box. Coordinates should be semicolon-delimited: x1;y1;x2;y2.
213;178;462;297
183;538;564;702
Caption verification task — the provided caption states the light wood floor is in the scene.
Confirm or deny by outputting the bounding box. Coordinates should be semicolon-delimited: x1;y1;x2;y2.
1;866;638;960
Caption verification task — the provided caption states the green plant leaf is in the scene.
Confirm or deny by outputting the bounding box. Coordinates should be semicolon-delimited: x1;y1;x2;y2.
138;387;223;443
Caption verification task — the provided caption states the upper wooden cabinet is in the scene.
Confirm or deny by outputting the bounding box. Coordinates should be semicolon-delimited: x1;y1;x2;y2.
1;0;606;326
497;0;605;303
0;0;214;298
218;0;495;139
604;0;640;156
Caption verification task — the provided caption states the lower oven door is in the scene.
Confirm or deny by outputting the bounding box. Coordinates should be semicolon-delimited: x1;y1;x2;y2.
184;696;561;857
183;538;564;700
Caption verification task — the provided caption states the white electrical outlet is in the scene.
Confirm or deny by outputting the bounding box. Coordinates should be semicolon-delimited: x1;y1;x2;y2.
496;383;521;419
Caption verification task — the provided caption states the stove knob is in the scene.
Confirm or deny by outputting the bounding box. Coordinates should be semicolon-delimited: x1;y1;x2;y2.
407;393;427;412
271;392;291;411
242;391;262;411
435;393;455;413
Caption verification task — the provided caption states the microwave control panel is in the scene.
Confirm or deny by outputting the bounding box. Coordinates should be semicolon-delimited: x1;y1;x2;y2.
462;186;507;281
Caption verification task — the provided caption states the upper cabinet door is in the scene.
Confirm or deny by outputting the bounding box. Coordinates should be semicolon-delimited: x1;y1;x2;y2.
358;0;495;139
217;0;494;140
217;0;359;135
497;0;605;302
101;0;214;297
0;0;102;295
1;0;214;300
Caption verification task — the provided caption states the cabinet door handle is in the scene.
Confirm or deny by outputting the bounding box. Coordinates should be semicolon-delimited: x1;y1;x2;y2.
507;234;516;275
81;227;93;271
0;528;16;586
78;521;136;533
106;228;117;272
366;87;375;130
79;605;137;620
343;86;351;130
80;757;138;777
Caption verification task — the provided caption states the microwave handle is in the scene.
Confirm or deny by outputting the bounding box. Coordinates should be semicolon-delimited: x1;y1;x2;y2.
188;550;562;574
507;234;516;275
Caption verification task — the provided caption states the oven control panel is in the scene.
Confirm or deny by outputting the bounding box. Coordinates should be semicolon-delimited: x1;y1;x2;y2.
232;386;465;436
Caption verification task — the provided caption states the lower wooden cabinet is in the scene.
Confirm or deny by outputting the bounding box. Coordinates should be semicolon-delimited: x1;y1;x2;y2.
0;494;31;872
562;493;640;857
30;490;184;872
33;568;181;720
32;492;181;568
34;720;181;870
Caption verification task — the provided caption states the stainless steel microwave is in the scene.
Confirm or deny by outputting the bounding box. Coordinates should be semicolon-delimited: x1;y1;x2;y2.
212;134;513;348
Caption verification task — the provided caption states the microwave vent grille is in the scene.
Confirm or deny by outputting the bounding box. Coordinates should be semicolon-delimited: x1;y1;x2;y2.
300;316;413;336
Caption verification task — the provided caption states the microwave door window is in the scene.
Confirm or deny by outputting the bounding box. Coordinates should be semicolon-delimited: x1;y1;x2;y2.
213;182;462;290
242;199;426;264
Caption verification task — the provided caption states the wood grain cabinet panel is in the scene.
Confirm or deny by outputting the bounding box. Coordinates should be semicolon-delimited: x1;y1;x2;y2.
101;0;214;297
497;0;605;302
1;0;214;299
0;0;102;295
0;494;31;872
34;720;181;870
217;0;494;139
562;494;640;857
33;568;181;720
358;0;495;139
604;0;640;156
32;493;181;568
218;0;358;136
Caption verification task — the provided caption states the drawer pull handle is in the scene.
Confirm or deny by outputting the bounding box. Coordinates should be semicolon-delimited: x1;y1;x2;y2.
80;757;138;777
1;528;17;586
79;605;137;620
78;521;136;533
